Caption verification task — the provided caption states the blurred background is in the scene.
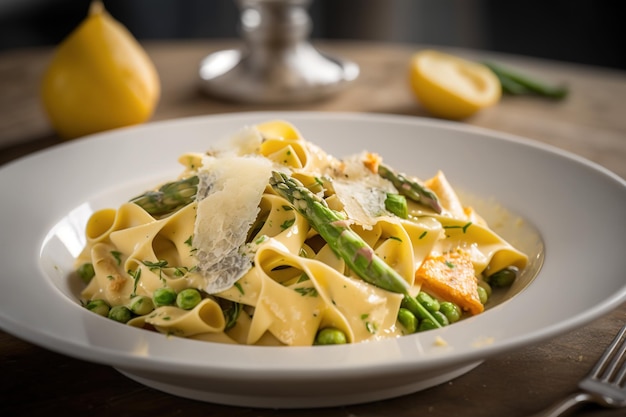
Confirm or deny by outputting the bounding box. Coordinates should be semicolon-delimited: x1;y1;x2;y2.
0;0;624;70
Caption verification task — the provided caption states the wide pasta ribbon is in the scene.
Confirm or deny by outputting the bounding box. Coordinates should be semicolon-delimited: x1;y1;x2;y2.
223;239;404;346
128;298;226;337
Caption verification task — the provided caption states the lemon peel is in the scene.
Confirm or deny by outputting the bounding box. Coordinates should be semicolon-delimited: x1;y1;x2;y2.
409;49;501;120
41;1;160;139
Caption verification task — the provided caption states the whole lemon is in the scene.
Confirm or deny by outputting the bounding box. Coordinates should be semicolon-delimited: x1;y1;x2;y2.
409;50;500;120
41;1;160;140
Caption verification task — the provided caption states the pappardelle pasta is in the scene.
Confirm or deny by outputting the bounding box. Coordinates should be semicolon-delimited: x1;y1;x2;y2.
76;120;528;346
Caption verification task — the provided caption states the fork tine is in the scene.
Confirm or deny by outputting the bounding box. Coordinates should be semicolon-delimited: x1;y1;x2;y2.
589;324;626;385
616;359;626;386
532;324;626;416
612;334;626;386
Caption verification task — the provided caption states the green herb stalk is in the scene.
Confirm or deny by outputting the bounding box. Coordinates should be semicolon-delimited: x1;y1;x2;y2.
483;61;569;99
378;164;442;213
130;175;199;215
270;171;441;328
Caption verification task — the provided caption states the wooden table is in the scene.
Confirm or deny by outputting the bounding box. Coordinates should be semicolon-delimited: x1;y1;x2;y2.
1;40;625;417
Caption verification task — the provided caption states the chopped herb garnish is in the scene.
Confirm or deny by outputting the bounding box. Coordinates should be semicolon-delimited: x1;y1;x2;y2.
361;313;378;333
173;266;196;277
234;282;244;295
143;259;168;269
443;222;472;233
419;231;428;239
297;273;310;283
280;218;295;230
365;321;378;334
222;301;241;331
110;251;122;265
295;287;318;297
255;235;268;245
128;267;142;297
142;259;168;282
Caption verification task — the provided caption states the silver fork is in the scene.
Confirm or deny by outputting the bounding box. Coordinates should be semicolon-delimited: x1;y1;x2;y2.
531;323;626;416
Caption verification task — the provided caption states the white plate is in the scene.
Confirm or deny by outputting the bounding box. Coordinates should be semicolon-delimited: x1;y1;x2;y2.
1;112;625;408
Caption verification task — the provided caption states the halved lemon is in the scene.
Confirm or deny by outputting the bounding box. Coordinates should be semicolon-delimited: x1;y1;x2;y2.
409;50;501;120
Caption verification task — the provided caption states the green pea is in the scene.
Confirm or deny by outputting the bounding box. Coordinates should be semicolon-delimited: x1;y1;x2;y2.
418;318;439;332
176;288;202;310
477;285;489;305
401;295;422;318
385;193;408;219
401;295;433;320
478;279;492;297
77;263;95;284
85;299;110;317
417;291;440;313
487;266;519;287
440;301;461;323
397;307;418;333
314;328;347;345
432;311;449;327
153;287;177;307
128;295;155;315
108;305;132;323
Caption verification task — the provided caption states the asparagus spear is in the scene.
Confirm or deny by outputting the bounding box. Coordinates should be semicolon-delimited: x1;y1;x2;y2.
269;171;441;327
378;164;442;214
483;61;569;99
130;175;199;215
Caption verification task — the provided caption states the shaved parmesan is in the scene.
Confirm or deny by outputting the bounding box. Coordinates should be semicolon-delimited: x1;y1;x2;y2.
193;155;272;293
209;126;263;157
332;181;387;229
329;153;396;229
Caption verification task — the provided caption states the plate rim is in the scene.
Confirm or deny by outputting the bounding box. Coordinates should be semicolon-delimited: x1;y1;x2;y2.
1;110;625;379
